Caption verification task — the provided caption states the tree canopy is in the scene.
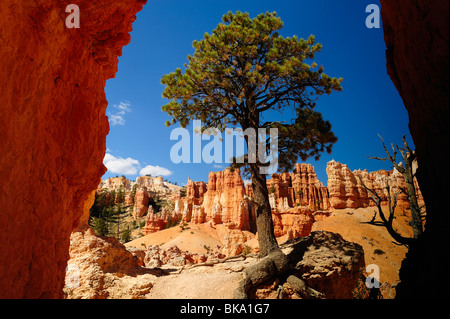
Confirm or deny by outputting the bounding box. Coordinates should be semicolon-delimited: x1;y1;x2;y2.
162;11;342;172
161;11;343;256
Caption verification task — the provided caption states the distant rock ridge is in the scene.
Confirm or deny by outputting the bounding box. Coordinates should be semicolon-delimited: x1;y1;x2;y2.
99;161;423;249
326;159;424;210
171;161;423;232
99;175;181;194
97;175;182;219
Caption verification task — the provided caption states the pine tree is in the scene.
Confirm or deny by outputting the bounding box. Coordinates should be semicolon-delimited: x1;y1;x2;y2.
161;11;342;256
105;204;129;241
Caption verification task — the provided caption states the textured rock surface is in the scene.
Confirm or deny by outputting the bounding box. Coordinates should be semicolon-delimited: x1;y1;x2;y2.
177;165;330;232
326;160;368;209
132;187;150;218
142;206;163;235
0;0;146;298
326;160;424;210
221;229;256;256
267;163;331;211
288;231;365;299
380;0;449;299
98;175;182;222
135;176;181;194
101;177;131;191
272;207;315;239
202;169;251;230
312;207;412;299
64;226;156;299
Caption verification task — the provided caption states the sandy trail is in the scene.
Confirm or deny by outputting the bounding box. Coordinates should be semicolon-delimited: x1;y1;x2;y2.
146;257;258;299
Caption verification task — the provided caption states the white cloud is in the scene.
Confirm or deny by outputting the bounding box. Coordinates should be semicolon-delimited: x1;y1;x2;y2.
103;152;173;178
107;101;131;126
139;165;173;177
103;153;140;175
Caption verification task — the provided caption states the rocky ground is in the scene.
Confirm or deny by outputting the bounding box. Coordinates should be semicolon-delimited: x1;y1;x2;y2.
64;205;411;299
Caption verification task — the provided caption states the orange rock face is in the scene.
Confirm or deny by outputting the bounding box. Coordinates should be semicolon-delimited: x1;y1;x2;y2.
178;165;330;234
272;207;315;239
178;170;253;231
267;163;331;211
0;0;146;298
142;206;162;235
326;161;369;209
132;187;150;219
326;160;424;210
202;169;251;230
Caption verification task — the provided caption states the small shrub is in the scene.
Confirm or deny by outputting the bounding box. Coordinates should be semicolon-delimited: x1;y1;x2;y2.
352;267;370;299
241;244;253;255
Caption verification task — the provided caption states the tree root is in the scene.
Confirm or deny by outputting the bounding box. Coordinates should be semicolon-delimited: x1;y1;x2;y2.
189;253;259;268
233;248;325;299
233;249;290;299
286;275;324;299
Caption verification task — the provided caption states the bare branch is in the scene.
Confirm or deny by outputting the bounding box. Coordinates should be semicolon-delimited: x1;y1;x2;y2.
402;135;415;160
367;156;389;162
376;134;405;173
358;176;414;247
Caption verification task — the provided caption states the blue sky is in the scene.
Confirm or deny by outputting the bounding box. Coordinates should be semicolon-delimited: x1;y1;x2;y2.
103;0;412;186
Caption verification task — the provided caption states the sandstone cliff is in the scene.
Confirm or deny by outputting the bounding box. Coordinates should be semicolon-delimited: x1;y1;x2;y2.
267;163;331;212
97;175;182;220
326;160;424;210
173;161;423;237
176;165;329;233
0;0;147;298
201;169;251;230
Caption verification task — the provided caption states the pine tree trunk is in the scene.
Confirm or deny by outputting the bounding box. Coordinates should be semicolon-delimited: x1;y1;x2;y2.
250;163;280;257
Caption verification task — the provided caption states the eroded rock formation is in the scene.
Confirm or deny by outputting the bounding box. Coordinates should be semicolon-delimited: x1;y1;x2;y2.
202;169;251;230
97;175;182;224
267;163;331;211
175;160;423;237
176;165;330;231
292;231;365;299
101;177;131;191
132;187;150;218
272;207;315;239
64;227;153;299
0;0;147;298
326;160;424;210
